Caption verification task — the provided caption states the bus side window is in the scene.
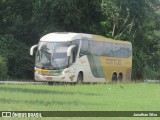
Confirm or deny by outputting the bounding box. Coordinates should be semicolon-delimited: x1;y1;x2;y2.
73;51;76;63
68;51;73;66
72;39;80;59
68;50;76;66
80;38;89;56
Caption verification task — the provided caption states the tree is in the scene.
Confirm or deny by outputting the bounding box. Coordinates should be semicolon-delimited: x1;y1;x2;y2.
0;56;8;80
0;0;160;80
31;0;102;35
0;0;102;79
0;35;34;79
101;0;160;79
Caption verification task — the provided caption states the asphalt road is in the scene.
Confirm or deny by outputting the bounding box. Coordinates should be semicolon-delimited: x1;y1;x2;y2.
0;80;159;85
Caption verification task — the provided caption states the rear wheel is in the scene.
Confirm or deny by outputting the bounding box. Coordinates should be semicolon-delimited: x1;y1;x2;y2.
77;72;83;84
118;73;123;81
48;82;54;85
112;73;117;83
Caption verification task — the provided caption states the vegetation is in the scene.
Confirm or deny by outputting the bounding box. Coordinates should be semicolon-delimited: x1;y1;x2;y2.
0;56;7;79
0;83;160;119
0;0;160;80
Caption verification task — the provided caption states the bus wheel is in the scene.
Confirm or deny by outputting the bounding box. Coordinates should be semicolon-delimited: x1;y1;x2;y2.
77;72;83;84
118;73;123;81
112;73;117;83
48;82;54;85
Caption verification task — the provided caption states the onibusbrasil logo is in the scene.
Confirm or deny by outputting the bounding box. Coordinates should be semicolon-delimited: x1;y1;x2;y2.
2;112;42;117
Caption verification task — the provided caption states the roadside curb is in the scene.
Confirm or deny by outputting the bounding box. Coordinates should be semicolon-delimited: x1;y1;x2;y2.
144;80;160;83
0;81;47;85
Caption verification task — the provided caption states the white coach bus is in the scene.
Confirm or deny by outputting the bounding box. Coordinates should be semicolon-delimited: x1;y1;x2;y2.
30;32;132;83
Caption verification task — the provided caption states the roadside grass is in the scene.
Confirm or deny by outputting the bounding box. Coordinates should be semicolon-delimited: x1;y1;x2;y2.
0;83;160;120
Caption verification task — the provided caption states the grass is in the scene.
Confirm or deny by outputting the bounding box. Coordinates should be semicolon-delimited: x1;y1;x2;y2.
0;83;160;120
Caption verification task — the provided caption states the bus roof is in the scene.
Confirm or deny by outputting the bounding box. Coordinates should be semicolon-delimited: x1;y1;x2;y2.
40;32;82;42
92;35;131;44
40;32;131;44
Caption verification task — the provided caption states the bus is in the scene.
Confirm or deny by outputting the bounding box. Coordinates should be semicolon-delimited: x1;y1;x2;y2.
30;32;132;83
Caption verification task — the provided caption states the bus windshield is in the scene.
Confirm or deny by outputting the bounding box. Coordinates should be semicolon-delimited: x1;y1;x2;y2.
35;42;70;70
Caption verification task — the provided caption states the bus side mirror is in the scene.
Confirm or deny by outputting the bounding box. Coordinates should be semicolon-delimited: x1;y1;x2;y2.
67;45;76;67
30;44;38;56
67;45;76;57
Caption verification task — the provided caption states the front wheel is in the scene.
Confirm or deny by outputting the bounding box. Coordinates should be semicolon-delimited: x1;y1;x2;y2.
77;72;83;84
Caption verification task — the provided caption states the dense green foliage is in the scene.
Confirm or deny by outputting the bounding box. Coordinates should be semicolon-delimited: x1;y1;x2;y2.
0;0;160;80
0;55;7;79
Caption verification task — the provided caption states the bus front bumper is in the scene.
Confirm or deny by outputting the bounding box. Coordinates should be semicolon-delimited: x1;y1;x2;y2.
34;73;74;82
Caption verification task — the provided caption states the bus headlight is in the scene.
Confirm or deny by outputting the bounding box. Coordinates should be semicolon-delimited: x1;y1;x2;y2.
35;68;62;76
62;69;70;74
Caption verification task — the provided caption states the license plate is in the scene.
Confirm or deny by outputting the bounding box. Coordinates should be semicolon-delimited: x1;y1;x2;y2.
46;77;52;81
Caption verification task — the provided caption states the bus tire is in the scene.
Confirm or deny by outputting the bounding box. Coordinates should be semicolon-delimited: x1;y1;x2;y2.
118;73;123;81
77;72;83;84
48;82;54;85
112;73;117;83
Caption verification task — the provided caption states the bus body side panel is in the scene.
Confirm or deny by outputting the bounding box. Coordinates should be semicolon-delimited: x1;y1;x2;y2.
80;35;132;82
100;57;132;82
75;55;106;83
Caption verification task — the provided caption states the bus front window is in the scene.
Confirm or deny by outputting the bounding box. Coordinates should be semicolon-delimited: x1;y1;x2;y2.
35;42;70;70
